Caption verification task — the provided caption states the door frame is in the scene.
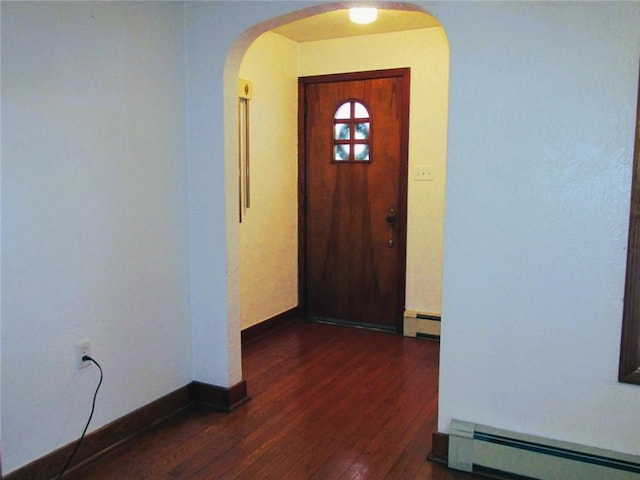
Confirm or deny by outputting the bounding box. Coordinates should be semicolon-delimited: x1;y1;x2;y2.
297;68;411;332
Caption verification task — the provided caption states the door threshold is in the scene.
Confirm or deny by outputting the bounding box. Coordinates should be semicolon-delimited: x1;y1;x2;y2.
306;316;399;334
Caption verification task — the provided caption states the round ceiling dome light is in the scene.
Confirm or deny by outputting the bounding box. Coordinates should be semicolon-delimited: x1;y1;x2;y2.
349;7;378;25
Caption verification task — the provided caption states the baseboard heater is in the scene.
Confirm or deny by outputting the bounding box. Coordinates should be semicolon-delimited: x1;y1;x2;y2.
448;419;640;480
403;310;440;339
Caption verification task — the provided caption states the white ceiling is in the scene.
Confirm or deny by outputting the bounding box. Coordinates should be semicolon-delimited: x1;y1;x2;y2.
272;9;441;43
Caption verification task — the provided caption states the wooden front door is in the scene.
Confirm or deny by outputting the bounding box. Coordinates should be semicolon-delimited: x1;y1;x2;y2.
300;69;410;332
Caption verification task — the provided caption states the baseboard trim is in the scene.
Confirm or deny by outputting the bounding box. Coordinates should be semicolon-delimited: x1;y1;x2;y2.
189;379;251;412
4;380;250;480
428;431;450;464
4;386;191;480
241;306;300;345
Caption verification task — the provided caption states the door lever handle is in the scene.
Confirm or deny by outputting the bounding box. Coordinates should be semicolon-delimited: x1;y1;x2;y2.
386;208;396;225
386;208;395;247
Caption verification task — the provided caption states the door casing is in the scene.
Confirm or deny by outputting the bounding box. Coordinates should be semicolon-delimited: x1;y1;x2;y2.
298;68;410;332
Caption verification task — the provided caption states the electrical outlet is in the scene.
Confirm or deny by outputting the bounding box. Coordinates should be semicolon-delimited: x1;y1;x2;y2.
75;340;91;369
414;165;435;181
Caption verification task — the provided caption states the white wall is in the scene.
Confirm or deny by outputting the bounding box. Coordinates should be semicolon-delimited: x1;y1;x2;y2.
238;32;299;330
299;26;449;315
1;2;191;473
433;1;640;456
3;0;640;474
212;0;640;458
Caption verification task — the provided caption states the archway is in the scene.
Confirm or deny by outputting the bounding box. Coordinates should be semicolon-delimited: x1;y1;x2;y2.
223;2;449;379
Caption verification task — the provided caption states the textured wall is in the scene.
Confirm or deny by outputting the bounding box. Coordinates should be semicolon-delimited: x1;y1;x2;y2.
299;26;449;316
434;1;640;456
218;0;640;457
4;1;640;474
238;32;299;330
237;25;449;327
2;2;191;473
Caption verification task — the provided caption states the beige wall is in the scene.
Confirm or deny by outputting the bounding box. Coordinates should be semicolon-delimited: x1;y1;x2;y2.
300;27;449;316
238;26;449;328
238;32;299;329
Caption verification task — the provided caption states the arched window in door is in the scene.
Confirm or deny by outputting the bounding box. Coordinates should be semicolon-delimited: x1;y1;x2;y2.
333;100;371;162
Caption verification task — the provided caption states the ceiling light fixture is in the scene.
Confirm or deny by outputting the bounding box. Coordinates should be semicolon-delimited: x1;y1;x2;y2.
349;7;378;25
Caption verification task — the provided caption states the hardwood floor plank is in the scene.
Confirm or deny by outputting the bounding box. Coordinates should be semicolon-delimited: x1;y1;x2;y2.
62;321;490;480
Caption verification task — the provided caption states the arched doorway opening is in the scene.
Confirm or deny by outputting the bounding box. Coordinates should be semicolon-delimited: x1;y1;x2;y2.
223;1;449;371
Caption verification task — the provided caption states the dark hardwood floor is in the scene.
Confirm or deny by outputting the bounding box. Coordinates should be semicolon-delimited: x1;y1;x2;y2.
64;321;487;480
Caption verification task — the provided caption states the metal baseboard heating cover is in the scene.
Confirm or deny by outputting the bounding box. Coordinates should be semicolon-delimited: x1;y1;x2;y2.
448;419;640;480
